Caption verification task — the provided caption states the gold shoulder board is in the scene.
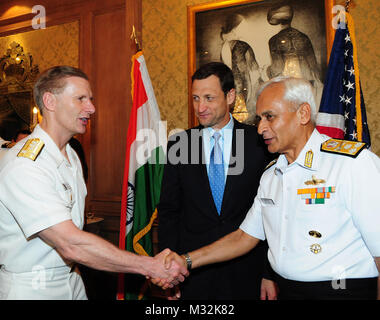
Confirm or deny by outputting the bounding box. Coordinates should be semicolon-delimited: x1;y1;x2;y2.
320;138;366;158
17;138;44;161
265;158;277;170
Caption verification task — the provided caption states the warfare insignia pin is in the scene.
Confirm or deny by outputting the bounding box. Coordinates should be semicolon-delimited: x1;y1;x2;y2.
304;175;326;185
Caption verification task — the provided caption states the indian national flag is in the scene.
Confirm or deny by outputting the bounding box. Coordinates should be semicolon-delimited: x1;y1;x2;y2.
117;51;166;300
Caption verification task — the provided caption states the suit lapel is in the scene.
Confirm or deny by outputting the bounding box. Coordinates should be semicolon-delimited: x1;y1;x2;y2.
194;121;244;217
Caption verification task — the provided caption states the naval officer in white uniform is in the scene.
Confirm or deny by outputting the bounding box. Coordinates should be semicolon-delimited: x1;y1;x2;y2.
0;66;188;300
160;76;380;300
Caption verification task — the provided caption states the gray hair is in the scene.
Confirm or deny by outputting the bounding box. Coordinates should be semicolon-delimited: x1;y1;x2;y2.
256;76;317;123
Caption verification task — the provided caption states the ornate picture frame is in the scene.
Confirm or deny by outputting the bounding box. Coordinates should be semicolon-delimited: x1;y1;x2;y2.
187;0;334;127
0;41;39;130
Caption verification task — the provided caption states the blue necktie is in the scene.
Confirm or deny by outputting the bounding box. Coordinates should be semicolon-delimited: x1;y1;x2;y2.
209;132;225;214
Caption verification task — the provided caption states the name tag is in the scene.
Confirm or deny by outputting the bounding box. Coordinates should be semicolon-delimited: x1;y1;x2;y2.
62;183;75;209
260;198;275;206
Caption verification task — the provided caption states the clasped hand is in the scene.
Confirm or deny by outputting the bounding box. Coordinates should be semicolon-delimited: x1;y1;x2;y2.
148;249;188;290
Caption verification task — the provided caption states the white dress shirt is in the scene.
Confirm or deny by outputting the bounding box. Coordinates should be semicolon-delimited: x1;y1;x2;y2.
202;113;234;180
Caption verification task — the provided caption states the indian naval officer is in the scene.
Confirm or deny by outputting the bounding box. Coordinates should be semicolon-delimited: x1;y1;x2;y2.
0;66;187;300
159;76;380;300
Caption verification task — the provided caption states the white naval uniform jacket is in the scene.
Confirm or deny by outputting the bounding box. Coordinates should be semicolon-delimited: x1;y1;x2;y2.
240;129;380;282
0;125;87;299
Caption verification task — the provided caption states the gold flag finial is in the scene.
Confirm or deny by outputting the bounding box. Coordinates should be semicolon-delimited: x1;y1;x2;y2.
130;25;141;52
344;0;357;12
345;0;351;12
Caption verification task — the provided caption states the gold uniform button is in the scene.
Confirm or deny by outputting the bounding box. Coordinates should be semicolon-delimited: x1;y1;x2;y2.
310;244;322;254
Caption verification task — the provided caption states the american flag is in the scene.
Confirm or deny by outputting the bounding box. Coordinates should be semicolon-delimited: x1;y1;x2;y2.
316;12;371;147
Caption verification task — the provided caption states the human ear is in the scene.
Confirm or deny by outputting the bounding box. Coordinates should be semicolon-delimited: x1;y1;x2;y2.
42;92;57;112
226;88;236;106
297;103;312;125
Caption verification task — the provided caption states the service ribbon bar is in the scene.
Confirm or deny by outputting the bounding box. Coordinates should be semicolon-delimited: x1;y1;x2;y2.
297;187;336;205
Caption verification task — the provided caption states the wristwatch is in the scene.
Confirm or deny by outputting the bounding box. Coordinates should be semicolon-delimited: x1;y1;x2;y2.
183;253;192;271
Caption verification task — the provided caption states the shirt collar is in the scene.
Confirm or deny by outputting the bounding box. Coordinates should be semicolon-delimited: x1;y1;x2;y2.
31;125;73;168
275;129;325;173
205;113;234;141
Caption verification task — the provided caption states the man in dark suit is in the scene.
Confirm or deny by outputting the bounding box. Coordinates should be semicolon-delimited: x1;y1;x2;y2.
158;62;276;300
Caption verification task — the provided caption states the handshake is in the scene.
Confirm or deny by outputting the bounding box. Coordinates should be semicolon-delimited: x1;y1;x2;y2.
144;249;189;291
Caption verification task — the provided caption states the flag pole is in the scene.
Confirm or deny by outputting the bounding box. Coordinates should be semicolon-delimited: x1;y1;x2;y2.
116;0;142;300
118;4;163;300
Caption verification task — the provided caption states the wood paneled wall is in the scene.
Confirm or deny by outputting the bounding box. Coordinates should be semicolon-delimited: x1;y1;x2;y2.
0;0;142;245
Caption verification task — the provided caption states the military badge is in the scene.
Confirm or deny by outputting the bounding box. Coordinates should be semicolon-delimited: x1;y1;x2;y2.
304;150;313;168
321;138;366;158
17;138;44;161
304;175;326;185
297;186;336;204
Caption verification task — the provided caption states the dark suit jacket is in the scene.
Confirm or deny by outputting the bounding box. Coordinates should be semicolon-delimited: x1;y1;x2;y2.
158;119;274;299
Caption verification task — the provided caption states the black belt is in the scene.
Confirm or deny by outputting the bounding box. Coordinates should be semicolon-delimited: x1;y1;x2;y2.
273;272;377;300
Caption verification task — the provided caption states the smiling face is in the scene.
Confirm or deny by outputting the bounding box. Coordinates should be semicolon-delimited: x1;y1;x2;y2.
192;75;235;130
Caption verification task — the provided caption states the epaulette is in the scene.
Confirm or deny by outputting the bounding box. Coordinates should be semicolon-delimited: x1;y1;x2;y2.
264;158;277;171
320;138;366;158
17;138;44;161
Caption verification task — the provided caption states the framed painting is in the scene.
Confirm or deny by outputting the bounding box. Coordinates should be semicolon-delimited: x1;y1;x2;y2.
187;0;334;127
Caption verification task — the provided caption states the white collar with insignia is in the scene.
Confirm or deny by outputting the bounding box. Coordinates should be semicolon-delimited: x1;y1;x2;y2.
294;129;325;171
28;125;75;168
275;129;324;174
